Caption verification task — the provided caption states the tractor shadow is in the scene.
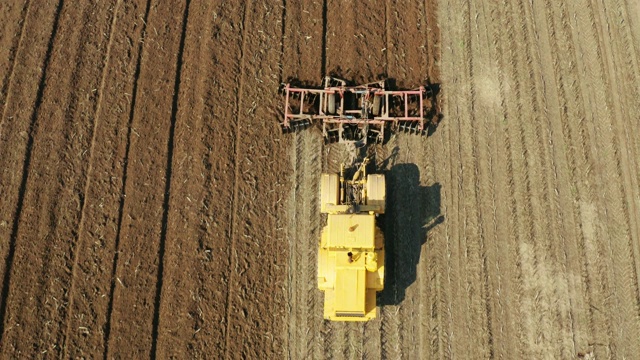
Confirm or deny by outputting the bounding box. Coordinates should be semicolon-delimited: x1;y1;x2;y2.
373;158;444;306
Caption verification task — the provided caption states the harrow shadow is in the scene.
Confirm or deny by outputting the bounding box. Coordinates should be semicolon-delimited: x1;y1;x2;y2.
376;161;443;306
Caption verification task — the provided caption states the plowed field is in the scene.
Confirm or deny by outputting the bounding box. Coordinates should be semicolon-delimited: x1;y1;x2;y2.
1;0;639;358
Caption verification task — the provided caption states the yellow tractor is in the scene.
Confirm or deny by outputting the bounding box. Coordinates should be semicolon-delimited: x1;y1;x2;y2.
318;157;385;321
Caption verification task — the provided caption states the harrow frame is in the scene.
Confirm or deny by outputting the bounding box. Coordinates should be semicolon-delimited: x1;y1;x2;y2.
281;77;431;144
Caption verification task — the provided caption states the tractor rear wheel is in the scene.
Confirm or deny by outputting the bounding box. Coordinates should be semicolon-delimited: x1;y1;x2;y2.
320;173;339;213
372;95;381;116
366;174;386;214
327;93;336;114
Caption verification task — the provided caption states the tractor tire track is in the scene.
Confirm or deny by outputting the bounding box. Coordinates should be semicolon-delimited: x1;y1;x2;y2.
542;1;619;357
149;0;191;357
481;2;528;357
0;0;61;342
223;0;250;355
155;0;246;357
565;0;640;356
279;0;325;357
103;0;187;357
0;0;30;135
0;3;119;356
529;0;609;357
520;0;589;356
61;1;122;357
439;1;478;358
509;0;580;356
588;0;640;355
466;0;498;357
0;1;117;356
502;0;560;356
486;1;529;357
287;131;323;359
55;1;152;357
598;0;640;318
222;0;290;358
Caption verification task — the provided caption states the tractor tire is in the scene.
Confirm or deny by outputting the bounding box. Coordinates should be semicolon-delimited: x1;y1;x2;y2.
366;174;386;214
327;93;336;114
320;173;339;213
372;95;381;116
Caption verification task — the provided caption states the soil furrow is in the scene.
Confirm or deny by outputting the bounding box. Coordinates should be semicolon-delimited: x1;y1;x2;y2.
101;1;152;357
1;0;639;358
104;0;187;357
467;0;499;357
566;0;640;355
61;1;122;357
504;0;566;355
0;0;30;134
222;0;290;357
520;0;589;355
527;0;593;354
467;1;495;356
589;0;640;355
56;1;150;357
487;1;529;357
604;0;640;313
483;3;526;358
442;0;478;357
155;0;248;356
529;0;609;357
0;0;71;347
0;1;117;356
513;0;581;356
479;0;519;357
0;0;61;341
149;0;191;357
624;0;640;62
546;1;621;357
443;0;490;356
223;0;250;355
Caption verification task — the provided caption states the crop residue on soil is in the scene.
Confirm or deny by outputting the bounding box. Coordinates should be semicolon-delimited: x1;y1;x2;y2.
0;0;639;358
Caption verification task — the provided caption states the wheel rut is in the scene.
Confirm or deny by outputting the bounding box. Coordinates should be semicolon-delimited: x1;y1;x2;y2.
61;1;122;357
223;1;250;355
0;0;64;344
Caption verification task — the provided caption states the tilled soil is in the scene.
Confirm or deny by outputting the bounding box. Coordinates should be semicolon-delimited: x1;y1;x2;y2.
1;0;639;358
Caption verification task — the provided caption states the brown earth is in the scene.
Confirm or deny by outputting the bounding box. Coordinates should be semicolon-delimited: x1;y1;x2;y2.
1;0;639;358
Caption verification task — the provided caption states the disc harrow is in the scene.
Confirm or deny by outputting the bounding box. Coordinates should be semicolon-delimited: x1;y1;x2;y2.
281;77;434;145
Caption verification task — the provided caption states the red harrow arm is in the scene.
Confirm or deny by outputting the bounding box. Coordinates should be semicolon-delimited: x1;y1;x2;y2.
281;76;433;144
